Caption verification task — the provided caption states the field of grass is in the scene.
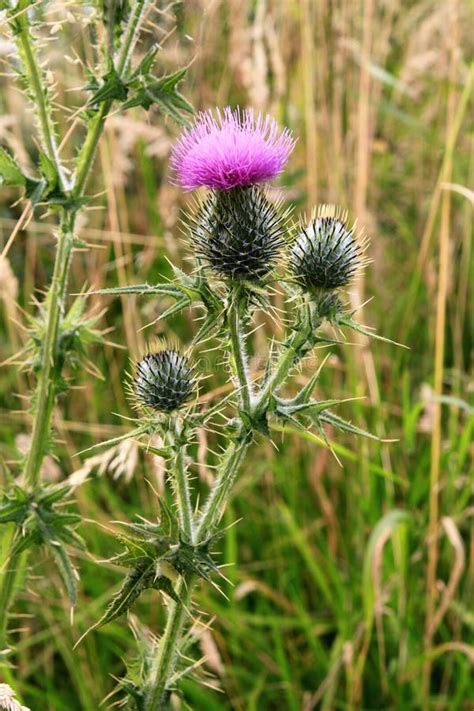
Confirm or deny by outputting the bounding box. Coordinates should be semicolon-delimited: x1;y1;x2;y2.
0;1;472;709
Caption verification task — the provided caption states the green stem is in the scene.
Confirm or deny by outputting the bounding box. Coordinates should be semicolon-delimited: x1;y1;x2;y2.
196;431;250;542
23;212;75;489
253;308;312;419
14;12;68;191
170;420;194;543
145;431;250;710
144;575;193;711
74;0;148;195
0;0;151;656
21;0;149;488
0;527;27;653
228;288;252;412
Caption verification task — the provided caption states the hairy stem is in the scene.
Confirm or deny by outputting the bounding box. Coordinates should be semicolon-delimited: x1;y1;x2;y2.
169;420;194;543
23;212;76;488
13;9;68;191
145;430;250;709
0;0;151;654
74;0;148;194
144;575;193;711
253;302;314;418
196;430;250;541
227;287;252;412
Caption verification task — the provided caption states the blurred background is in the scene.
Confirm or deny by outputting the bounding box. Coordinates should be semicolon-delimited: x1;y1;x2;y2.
0;1;472;709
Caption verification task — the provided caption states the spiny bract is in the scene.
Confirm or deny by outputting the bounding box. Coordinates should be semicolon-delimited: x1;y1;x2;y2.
133;349;194;412
290;208;364;290
190;185;287;282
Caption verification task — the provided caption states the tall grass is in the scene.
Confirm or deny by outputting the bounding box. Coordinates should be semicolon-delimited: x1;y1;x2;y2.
0;0;472;709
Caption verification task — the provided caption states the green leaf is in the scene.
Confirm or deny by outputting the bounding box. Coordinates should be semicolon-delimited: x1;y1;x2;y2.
38;151;59;191
37;483;71;506
192;310;224;344
46;538;78;605
25;177;48;205
336;315;408;349
89;63;128;106
0;147;26;187
87;283;185;297
158;296;191;320
95;561;178;629
319;410;382;442
0;499;28;524
123;68;194;123
131;43;160;79
97;561;154;627
76;425;150;457
150;574;180;603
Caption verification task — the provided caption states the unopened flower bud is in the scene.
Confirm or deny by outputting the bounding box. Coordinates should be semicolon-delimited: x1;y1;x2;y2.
190;186;288;282
133;347;194;412
290;206;366;291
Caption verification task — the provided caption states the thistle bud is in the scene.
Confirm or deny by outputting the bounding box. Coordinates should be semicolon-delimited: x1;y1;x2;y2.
189;186;288;282
290;206;366;291
133;347;194;412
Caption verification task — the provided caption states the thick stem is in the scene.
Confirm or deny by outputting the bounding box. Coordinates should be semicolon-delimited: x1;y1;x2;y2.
74;0;148;195
169;420;194;543
0;528;26;653
23;211;76;488
0;0;151;654
145;431;249;709
253;307;312;419
228;288;252;412
14;13;68;191
21;0;150;487
145;576;193;711
196;432;249;542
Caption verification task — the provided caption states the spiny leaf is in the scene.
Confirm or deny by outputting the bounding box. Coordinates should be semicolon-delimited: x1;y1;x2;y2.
158;296;191;320
131;43;160;79
94;562;178;630
0;499;28;524
337;315;408;348
38;151;59;191
37;483;71;506
0;147;26;187
45;537;78;605
76;425;150;456
122;68;193;123
88;63;128;106
24;178;48;205
319;410;382;442
193;310;224;344
96;561;155;628
87;283;185;297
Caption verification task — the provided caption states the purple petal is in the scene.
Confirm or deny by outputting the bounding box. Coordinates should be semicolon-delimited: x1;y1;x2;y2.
170;107;295;191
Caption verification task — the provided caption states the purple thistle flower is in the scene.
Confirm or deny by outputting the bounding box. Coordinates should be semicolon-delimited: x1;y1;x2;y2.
170;107;295;191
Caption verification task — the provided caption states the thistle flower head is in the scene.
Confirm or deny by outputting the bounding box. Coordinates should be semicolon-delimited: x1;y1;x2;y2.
132;343;195;413
290;206;367;291
171;107;295;191
188;185;289;281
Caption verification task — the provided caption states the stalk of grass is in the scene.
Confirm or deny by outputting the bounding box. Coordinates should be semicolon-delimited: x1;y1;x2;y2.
422;1;459;699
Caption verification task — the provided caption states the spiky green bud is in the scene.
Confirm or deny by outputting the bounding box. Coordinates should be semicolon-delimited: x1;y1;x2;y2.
290;206;366;290
133;348;194;412
189;186;288;282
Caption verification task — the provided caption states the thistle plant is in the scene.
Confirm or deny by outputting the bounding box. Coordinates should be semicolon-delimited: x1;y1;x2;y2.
85;107;396;710
0;0;192;661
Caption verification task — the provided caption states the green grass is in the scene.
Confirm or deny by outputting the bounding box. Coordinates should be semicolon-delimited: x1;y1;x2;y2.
0;1;472;709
